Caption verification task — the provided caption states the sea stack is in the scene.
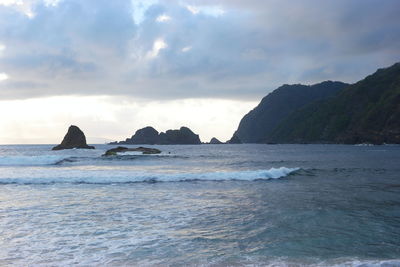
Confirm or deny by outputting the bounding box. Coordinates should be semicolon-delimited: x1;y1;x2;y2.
52;125;95;150
209;137;223;144
159;127;201;144
124;126;160;145
114;126;201;145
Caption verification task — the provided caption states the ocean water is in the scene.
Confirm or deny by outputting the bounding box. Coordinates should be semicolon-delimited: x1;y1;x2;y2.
0;144;400;266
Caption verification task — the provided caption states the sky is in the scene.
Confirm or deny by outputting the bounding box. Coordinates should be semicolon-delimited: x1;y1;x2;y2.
0;0;399;144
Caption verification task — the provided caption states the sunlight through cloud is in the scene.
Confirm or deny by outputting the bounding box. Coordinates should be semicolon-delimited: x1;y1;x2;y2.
181;46;192;53
0;0;22;6
132;0;158;25
186;4;225;17
147;38;167;58
156;14;171;22
0;73;9;82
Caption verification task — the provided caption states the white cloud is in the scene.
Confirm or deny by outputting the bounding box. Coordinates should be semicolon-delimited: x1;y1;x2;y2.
147;38;167;58
186;4;225;17
132;0;158;24
0;0;399;103
181;46;192;52
0;0;36;18
0;73;9;81
186;5;199;15
43;0;60;7
0;0;22;6
156;14;171;22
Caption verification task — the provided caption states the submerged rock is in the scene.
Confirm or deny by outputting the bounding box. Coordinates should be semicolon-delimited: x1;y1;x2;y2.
103;146;161;156
52;125;95;150
209;137;223;144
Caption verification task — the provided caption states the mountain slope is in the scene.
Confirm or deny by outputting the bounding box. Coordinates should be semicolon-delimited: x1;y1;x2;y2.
270;62;400;144
232;81;349;143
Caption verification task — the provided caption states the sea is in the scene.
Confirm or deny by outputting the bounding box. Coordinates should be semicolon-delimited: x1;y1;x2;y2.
0;144;400;266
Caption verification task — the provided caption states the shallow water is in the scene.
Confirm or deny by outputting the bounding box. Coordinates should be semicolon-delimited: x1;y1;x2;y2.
0;144;400;266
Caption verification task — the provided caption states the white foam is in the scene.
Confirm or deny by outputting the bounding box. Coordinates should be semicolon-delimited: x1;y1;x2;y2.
0;167;300;184
115;151;175;157
116;151;144;156
315;259;400;267
0;155;69;166
212;258;400;267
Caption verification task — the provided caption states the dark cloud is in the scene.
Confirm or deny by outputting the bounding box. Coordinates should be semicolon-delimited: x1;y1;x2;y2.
0;0;399;100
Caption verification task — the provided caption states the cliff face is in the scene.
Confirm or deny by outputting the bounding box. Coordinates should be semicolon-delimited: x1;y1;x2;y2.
115;126;201;145
270;63;400;144
232;81;348;143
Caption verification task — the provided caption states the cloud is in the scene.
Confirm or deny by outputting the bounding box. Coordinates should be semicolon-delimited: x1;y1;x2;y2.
0;0;399;101
0;72;8;81
156;14;171;22
146;38;167;58
181;46;192;53
185;4;225;17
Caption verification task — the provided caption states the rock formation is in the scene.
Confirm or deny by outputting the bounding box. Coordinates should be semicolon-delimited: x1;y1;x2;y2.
103;146;161;156
230;81;348;143
209;137;223;144
159;127;201;144
269;62;400;144
124;126;160;144
230;62;400;144
114;126;201;145
227;134;242;144
52;125;95;150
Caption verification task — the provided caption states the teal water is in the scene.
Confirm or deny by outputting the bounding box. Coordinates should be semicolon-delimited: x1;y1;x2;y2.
0;144;399;266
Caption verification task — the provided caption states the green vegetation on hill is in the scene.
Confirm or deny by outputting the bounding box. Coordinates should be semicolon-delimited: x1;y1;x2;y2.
231;81;348;143
270;62;400;144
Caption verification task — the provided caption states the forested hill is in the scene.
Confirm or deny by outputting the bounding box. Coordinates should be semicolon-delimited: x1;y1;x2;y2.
269;62;400;144
231;81;348;143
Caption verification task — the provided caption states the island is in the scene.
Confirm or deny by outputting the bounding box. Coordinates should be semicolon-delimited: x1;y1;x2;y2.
52;125;95;150
111;126;201;145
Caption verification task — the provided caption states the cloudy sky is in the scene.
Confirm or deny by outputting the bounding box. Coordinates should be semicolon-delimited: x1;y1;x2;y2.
0;0;399;143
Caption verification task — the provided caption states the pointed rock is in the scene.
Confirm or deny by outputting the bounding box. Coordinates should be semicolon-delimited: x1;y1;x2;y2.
209;137;223;144
52;125;95;150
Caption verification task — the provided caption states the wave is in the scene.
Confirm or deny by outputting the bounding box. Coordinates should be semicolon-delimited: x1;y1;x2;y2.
229;259;400;267
311;259;400;267
0;154;192;166
0;155;71;166
0;167;300;185
99;154;189;161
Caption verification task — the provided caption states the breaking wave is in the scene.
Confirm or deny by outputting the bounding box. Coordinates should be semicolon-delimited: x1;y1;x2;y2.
0;167;300;184
0;155;71;166
0;154;188;166
220;259;400;267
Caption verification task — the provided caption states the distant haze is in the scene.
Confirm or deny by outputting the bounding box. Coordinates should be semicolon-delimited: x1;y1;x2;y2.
0;0;399;144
